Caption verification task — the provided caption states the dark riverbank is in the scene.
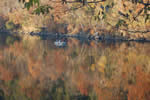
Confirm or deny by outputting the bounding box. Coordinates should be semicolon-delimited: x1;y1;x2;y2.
30;31;150;43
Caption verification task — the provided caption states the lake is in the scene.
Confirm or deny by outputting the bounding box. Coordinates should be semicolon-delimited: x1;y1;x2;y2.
0;33;150;100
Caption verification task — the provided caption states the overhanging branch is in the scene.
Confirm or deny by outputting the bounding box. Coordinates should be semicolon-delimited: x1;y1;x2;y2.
50;0;105;4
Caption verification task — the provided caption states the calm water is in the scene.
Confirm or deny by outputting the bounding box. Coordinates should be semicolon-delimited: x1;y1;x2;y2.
0;34;150;100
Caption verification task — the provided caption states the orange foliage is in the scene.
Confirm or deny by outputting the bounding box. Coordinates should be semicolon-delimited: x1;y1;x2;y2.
25;87;42;100
7;42;24;57
0;51;3;61
128;67;150;100
135;3;145;14
92;80;114;100
28;58;43;79
75;72;90;96
54;51;66;76
0;66;13;81
93;80;103;100
52;0;68;22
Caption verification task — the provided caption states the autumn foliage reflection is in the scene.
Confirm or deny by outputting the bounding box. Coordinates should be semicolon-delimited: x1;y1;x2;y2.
0;36;150;100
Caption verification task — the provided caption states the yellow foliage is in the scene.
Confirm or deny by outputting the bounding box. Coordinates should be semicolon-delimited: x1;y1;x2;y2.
127;52;137;62
97;56;107;73
98;56;107;67
98;67;105;73
91;64;96;71
98;62;105;68
88;3;96;8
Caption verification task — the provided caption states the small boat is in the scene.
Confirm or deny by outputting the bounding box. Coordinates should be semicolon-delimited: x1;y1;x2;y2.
54;40;67;47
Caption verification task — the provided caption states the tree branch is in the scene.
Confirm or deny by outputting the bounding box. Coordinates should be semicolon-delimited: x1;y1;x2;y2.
120;29;150;33
50;0;105;4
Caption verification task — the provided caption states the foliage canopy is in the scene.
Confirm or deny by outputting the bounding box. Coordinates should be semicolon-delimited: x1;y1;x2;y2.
18;0;150;29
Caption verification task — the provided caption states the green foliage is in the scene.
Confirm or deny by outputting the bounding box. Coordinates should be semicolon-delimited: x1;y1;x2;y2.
6;36;15;45
4;80;31;100
115;19;126;28
0;31;20;46
0;89;5;100
85;56;95;66
70;51;78;59
6;35;20;46
33;5;53;15
94;1;115;21
104;64;113;79
19;0;53;15
144;7;150;22
5;21;15;30
20;0;40;10
41;79;71;100
89;90;98;100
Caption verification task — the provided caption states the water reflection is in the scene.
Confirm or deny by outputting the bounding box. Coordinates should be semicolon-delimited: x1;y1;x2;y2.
0;36;150;100
42;38;150;99
54;39;67;47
